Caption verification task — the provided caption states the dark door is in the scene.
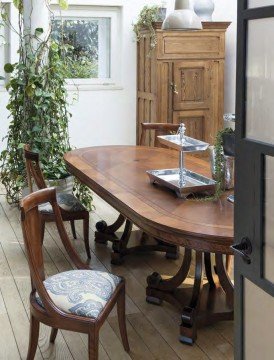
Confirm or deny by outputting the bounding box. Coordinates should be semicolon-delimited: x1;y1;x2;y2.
234;1;274;359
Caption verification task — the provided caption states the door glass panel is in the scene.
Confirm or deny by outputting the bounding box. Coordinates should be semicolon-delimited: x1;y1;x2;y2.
245;279;274;359
264;156;274;283
248;0;274;8
246;18;274;144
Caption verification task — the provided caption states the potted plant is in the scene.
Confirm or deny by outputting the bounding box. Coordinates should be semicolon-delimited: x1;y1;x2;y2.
133;4;167;54
0;0;93;210
209;127;235;200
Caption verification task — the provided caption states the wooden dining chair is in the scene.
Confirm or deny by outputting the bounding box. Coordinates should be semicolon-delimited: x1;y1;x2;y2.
24;144;91;259
139;122;180;147
21;188;130;360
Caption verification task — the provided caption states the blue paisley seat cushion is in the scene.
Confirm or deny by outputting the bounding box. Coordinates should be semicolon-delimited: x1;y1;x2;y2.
36;270;122;318
38;193;86;213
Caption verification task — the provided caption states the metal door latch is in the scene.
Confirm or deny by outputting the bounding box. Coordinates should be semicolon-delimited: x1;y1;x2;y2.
231;237;252;264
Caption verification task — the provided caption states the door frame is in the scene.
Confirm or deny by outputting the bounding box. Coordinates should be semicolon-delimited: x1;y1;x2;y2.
235;1;274;358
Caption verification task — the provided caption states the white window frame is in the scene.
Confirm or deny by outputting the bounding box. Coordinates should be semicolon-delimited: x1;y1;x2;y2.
51;5;122;90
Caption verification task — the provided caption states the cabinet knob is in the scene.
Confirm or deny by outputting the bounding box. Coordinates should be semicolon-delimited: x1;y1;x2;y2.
170;82;179;95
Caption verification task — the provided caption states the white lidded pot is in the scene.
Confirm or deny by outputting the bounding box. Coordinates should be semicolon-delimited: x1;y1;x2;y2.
162;0;202;30
193;0;215;21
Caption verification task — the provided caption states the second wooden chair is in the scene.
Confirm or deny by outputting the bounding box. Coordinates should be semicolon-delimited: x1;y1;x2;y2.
24;144;91;259
139;122;180;147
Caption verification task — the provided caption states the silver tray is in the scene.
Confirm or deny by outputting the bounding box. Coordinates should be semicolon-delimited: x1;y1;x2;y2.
147;168;216;198
157;134;209;152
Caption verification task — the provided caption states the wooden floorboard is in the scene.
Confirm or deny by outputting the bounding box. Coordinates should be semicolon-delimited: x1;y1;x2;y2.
0;192;234;359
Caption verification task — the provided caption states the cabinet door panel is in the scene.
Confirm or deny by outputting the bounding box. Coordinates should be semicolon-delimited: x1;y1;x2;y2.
173;110;212;144
173;61;212;111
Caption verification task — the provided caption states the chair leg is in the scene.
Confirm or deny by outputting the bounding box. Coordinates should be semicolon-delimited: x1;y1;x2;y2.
70;220;77;239
41;220;45;245
26;315;40;360
50;328;58;343
88;328;99;360
84;216;91;259
117;285;130;352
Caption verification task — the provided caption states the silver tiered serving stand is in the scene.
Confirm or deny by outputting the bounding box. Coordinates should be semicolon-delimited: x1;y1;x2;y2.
146;124;216;198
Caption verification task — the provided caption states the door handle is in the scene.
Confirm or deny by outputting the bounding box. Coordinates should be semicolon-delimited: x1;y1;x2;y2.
230;237;252;264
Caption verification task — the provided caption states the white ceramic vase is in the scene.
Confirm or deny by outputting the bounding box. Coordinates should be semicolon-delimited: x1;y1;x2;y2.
175;0;192;10
194;0;215;21
162;0;202;30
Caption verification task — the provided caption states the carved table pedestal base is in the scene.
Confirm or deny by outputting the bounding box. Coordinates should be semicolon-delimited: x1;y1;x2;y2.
146;249;234;345
95;215;179;265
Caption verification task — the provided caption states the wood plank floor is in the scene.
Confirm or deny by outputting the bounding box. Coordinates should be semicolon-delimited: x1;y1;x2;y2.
0;191;234;360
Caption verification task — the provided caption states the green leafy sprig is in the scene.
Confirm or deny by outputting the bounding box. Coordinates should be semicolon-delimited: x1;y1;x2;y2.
209;127;235;201
133;5;161;55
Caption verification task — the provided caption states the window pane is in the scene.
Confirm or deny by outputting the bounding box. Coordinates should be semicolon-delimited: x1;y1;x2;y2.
51;17;110;79
246;18;274;144
264;156;274;284
244;278;274;359
248;0;274;8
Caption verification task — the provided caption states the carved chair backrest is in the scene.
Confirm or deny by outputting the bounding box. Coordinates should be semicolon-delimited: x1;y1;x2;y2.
20;188;87;315
24;144;47;192
140;123;180;147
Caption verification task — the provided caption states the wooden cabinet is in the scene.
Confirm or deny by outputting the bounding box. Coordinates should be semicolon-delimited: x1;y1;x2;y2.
137;22;231;146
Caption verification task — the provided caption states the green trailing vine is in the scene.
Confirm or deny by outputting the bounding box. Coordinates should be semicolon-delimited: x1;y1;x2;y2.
210;127;235;201
191;127;234;202
0;1;93;210
133;5;162;54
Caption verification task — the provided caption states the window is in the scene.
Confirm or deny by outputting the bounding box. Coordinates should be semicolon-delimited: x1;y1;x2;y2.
51;6;121;87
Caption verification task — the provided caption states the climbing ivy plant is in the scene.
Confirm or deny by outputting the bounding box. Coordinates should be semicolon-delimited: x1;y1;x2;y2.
0;0;93;210
133;5;163;54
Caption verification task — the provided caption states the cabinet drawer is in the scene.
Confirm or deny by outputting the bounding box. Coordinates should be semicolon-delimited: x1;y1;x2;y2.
157;32;225;60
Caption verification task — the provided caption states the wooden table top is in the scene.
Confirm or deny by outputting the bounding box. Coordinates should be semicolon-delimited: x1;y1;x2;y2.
64;146;234;254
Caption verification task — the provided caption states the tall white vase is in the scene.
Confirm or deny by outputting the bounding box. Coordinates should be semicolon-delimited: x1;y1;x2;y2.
194;0;215;21
175;0;193;10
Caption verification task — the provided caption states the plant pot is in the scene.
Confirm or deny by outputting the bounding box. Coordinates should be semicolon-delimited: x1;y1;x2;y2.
209;146;235;190
222;132;235;157
22;175;74;198
157;7;167;21
194;0;215;21
46;175;74;194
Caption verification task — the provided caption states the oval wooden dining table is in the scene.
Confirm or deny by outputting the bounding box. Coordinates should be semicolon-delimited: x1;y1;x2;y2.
64;146;234;345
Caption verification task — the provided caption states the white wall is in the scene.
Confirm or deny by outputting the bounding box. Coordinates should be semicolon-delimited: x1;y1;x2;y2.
0;0;237;151
213;0;237;114
66;0;175;148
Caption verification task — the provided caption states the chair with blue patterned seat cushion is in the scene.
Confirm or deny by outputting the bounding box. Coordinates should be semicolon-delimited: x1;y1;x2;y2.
24;144;91;259
35;270;122;319
21;188;129;360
